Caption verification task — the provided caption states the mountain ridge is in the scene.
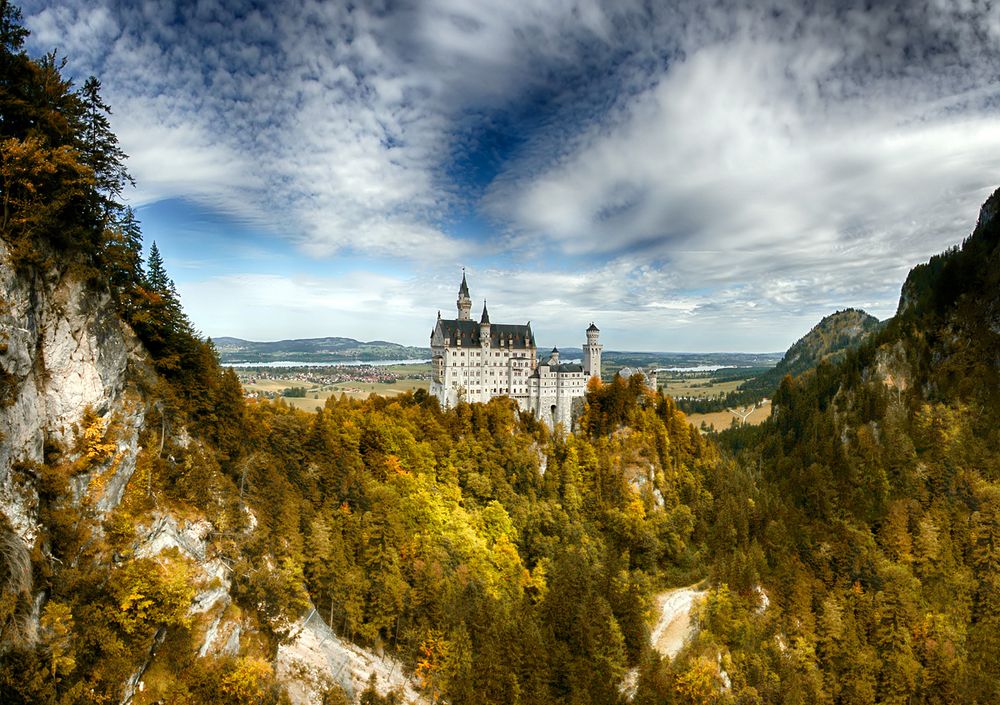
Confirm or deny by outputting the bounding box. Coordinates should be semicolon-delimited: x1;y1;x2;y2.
749;307;882;391
676;308;880;413
212;336;430;362
697;186;1000;701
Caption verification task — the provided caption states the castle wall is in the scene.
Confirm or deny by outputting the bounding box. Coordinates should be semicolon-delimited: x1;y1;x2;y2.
526;365;587;429
431;342;534;407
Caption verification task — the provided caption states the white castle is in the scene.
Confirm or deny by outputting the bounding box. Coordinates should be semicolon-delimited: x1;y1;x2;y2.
430;272;602;427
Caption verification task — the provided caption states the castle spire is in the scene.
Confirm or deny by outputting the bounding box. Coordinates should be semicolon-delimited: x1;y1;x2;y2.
456;269;472;321
480;299;490;324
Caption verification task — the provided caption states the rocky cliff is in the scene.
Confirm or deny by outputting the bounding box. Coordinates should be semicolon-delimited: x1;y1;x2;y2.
0;238;150;567
0;242;424;704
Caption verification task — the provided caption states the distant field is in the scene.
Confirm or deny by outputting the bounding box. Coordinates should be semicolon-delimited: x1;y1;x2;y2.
243;380;310;395
243;375;430;411
381;362;432;375
686;401;772;431
658;374;749;398
656;370;773;430
323;379;429;399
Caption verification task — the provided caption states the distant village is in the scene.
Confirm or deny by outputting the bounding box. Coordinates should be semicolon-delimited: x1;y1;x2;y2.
235;364;430;399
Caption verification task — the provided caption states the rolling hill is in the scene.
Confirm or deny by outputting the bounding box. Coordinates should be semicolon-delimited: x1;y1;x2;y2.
213;336;430;363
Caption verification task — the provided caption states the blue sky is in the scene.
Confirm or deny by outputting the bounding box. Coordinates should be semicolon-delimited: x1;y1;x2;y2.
21;0;1000;351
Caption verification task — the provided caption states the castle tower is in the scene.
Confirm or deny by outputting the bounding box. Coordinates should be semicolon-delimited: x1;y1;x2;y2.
457;270;472;321
480;300;491;348
583;323;602;381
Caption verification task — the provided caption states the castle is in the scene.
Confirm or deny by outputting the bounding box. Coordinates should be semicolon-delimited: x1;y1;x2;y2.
430;273;602;427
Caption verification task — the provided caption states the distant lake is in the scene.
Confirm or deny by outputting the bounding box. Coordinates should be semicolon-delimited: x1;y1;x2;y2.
225;359;431;368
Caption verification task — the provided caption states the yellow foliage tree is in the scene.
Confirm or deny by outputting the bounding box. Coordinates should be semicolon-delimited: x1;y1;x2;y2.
415;630;451;703
220;657;274;705
674;655;721;705
0;135;92;252
39;600;75;684
109;555;195;636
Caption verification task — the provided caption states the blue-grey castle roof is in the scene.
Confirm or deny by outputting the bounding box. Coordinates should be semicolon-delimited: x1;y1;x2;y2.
434;319;534;349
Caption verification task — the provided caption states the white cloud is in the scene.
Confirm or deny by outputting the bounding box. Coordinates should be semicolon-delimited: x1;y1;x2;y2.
20;0;1000;350
483;6;1000;346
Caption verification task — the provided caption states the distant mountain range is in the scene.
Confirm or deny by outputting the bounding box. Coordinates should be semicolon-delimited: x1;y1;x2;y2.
214;335;783;368
213;336;430;363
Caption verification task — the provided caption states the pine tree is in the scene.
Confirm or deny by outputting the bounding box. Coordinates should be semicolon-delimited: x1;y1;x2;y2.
213;367;248;466
0;0;29;137
132;241;195;374
146;240;169;293
104;205;144;309
78;75;132;214
0;0;27;53
145;241;189;333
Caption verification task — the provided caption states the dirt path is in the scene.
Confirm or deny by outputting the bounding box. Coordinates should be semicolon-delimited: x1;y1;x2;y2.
650;586;705;659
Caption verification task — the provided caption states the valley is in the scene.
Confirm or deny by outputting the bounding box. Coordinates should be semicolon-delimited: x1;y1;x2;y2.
3;4;1000;704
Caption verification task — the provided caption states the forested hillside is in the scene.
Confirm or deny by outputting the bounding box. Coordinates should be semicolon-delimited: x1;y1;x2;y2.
0;6;731;703
745;309;880;397
3;1;1000;703
663;190;1000;703
679;309;880;415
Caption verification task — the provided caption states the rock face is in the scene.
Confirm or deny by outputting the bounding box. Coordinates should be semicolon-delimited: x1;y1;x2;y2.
0;242;426;703
0;239;150;545
277;610;426;705
120;513;242;704
649;586;705;660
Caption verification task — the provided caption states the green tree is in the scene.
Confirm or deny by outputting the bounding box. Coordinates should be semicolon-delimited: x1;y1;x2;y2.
77;75;132;210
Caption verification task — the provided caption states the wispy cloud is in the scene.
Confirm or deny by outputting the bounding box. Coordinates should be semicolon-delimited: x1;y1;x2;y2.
21;0;1000;350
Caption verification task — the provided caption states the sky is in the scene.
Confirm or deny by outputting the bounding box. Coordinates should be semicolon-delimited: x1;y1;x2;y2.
20;0;1000;352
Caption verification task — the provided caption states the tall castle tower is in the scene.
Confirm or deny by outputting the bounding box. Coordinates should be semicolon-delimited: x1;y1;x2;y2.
457;270;472;320
583;323;602;381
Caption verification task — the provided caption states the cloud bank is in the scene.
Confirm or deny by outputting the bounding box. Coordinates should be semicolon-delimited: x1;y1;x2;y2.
21;0;1000;350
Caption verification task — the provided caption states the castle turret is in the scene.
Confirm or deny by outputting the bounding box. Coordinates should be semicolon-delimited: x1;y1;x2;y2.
583;323;602;381
549;346;559;365
457;270;472;321
480;300;491;348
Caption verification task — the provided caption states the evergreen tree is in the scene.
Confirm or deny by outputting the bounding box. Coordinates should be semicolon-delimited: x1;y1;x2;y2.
104;205;144;308
78;75;132;213
0;0;30;134
131;241;198;377
146;240;169;292
0;0;27;53
145;241;189;334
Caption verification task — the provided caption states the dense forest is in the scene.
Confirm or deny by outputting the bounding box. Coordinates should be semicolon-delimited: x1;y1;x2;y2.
0;5;728;701
686;192;1000;703
2;1;1000;703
